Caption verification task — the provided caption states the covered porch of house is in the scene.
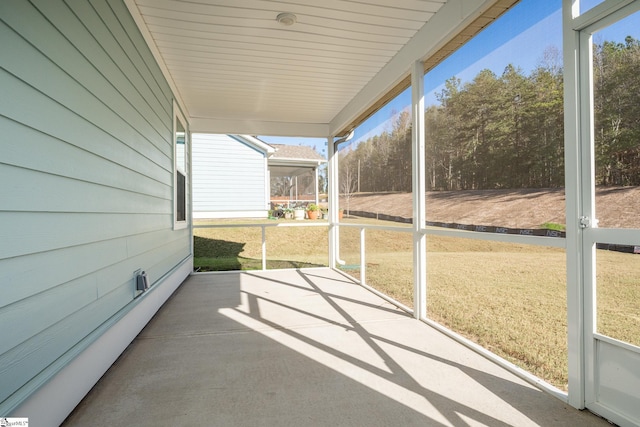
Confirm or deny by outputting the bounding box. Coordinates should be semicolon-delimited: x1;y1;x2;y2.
62;268;608;426
4;1;639;425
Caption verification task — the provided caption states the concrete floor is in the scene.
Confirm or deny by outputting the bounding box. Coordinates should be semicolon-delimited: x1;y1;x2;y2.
63;268;610;426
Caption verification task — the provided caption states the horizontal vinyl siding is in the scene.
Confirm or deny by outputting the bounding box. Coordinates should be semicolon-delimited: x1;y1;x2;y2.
193;134;268;212
0;0;190;412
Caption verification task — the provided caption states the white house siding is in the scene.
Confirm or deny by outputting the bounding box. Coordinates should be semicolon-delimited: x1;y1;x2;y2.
0;0;191;421
192;134;269;218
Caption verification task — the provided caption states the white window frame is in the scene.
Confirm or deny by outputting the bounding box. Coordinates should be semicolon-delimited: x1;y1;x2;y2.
173;101;189;230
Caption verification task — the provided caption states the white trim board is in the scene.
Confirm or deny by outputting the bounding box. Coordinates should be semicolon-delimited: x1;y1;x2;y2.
10;257;193;426
193;211;269;219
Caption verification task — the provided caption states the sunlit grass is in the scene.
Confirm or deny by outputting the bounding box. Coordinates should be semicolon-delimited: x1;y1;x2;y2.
597;250;640;347
541;222;566;231
425;240;568;390
193;217;640;391
193;218;328;271
337;223;414;307
335;223;571;389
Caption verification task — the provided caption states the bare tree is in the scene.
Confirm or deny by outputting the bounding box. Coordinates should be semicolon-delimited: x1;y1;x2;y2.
339;155;358;215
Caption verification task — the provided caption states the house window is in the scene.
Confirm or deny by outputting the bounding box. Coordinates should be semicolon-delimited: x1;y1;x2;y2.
174;105;188;228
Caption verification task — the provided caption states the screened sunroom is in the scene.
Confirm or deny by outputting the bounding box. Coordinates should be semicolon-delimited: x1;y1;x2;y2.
2;0;639;426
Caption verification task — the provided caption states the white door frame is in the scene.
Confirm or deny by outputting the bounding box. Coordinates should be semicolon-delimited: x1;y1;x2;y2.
565;1;640;425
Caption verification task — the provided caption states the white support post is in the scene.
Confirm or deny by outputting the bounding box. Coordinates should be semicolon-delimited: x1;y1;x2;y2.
563;0;585;410
360;227;366;285
328;135;338;268
412;60;427;320
261;226;267;270
314;167;320;206
266;160;271;212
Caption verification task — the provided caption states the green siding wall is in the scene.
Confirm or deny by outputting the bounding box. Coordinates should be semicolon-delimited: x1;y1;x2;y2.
0;0;190;412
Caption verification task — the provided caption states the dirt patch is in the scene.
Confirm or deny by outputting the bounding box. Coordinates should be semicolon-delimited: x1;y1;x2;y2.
341;187;640;229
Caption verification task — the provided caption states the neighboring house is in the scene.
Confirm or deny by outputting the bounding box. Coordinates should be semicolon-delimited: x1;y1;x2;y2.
269;144;326;208
192;134;275;219
191;136;326;218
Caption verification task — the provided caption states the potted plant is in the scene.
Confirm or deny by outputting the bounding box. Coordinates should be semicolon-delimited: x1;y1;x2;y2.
283;207;294;219
306;203;319;220
294;205;306;220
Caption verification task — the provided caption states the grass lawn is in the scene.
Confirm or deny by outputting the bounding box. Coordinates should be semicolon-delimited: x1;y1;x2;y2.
193;218;329;271
337;222;414;307
425;238;569;390
193;217;640;391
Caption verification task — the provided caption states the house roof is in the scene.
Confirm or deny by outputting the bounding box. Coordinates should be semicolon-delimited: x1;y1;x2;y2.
269;144;326;162
125;0;516;137
268;144;326;178
234;135;276;155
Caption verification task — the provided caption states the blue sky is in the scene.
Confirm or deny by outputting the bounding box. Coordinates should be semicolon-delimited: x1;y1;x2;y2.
262;0;639;155
348;0;562;149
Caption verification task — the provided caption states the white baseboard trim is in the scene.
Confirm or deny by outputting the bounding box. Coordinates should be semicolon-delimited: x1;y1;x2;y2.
10;257;192;427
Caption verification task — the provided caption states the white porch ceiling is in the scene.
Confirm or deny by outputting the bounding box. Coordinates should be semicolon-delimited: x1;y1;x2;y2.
125;0;514;137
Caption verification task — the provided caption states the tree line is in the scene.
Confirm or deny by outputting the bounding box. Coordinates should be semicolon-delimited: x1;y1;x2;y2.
339;37;640;192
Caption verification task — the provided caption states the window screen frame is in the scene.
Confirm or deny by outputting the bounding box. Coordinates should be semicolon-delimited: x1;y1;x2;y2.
173;102;189;230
